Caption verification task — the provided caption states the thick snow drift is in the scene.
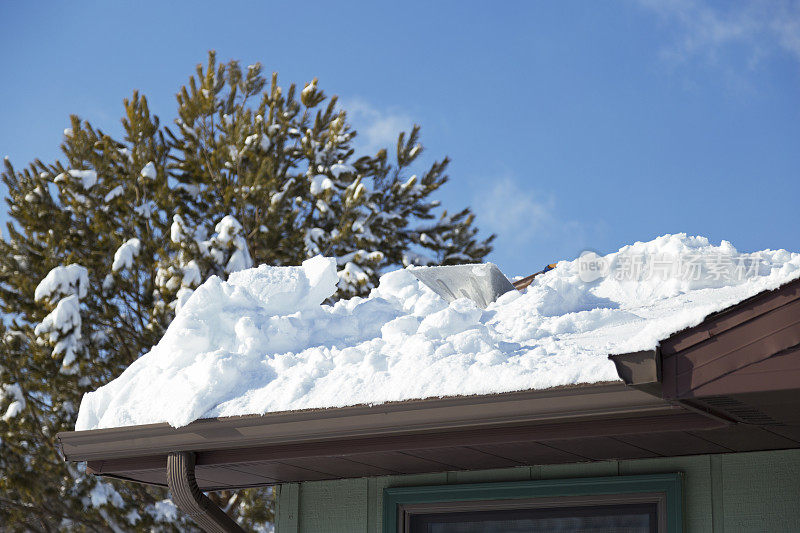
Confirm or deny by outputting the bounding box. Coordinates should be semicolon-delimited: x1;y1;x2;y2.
76;234;800;430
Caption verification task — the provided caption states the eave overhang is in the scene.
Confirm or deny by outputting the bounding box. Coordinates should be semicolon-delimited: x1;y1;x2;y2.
56;278;800;491
58;382;712;489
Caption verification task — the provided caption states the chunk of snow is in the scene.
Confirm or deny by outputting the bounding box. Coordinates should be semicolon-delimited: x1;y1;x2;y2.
352;182;365;200
76;235;800;430
118;148;133;162
68;169;98;190
34;266;88;366
35;264;89;302
88;481;124;508
178;120;197;138
1;383;26;421
71;192;89;204
244;133;270;152
330;163;356;178
338;261;369;286
418;298;482;338
400;175;417;192
226;255;338;315
310;174;333;195
133;201;156;218
111;238;141;272
126;510;140;525
301;79;317;102
175;287;194;313
229;248;251;273
2;399;24;421
182;260;201;287
214;215;243;245
175;182;201;196
35;294;81;339
140;162;157;180
34;294;82;365
151;500;179;523
104;186;124;202
170;215;187;243
208;215;253;273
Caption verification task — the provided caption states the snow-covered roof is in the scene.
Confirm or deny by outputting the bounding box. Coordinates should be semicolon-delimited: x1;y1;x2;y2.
75;234;800;431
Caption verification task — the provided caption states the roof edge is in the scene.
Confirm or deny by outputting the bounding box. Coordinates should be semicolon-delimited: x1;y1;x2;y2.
661;276;800;355
57;381;674;463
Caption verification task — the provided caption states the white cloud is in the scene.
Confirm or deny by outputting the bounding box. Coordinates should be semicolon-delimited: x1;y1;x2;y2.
638;0;800;68
339;98;415;155
474;177;555;245
472;176;609;276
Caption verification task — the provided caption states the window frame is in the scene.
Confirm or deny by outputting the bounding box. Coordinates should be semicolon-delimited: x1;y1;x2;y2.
383;473;683;533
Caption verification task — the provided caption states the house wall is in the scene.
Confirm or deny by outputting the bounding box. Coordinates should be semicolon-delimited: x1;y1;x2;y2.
274;449;800;533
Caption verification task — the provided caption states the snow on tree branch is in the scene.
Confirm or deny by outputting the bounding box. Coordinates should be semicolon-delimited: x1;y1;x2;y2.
1;382;26;421
139;161;157;180
54;169;98;190
111;238;141;273
33;264;91;371
202;215;253;274
34;294;82;368
34;264;89;303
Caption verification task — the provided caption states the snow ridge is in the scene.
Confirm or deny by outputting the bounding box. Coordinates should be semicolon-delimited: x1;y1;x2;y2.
76;234;800;430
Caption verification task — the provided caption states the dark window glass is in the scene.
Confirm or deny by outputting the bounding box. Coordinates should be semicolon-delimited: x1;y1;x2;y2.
409;503;657;533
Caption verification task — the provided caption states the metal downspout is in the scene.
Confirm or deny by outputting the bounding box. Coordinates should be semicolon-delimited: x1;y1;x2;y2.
166;451;246;533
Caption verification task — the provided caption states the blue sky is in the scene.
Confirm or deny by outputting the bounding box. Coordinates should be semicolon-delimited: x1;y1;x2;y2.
1;0;798;276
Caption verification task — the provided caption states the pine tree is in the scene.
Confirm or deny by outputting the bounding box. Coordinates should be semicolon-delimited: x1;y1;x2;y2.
0;52;493;531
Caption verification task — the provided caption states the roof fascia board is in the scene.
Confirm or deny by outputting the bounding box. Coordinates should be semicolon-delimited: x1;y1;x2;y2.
661;277;800;355
58;382;673;462
88;410;724;482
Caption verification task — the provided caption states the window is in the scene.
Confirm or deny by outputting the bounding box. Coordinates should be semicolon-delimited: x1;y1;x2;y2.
384;474;682;533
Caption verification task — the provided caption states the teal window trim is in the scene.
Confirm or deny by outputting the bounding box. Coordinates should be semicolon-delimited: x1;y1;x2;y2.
383;473;683;533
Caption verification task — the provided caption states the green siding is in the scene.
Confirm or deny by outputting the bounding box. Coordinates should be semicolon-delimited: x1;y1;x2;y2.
619;455;713;532
275;449;800;533
716;451;800;532
298;478;368;533
275;483;299;532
